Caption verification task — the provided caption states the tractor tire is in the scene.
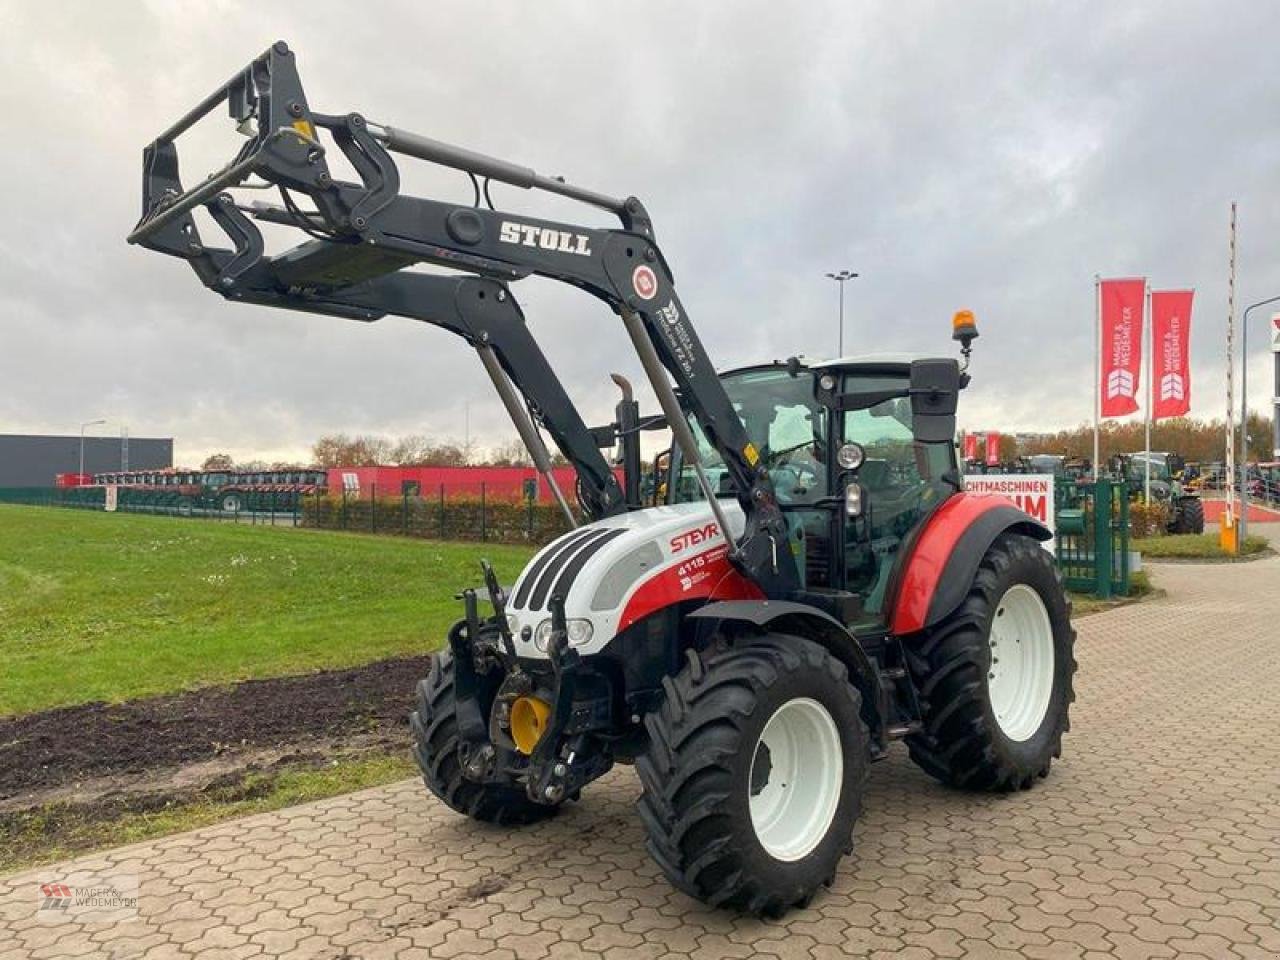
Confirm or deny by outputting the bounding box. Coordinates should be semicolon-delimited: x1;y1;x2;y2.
220;493;241;513
1169;497;1205;535
410;652;557;825
636;635;870;916
906;534;1075;792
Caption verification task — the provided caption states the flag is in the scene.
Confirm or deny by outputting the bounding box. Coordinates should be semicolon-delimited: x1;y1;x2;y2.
1151;290;1193;420
962;433;978;461
1100;278;1145;417
985;432;1001;467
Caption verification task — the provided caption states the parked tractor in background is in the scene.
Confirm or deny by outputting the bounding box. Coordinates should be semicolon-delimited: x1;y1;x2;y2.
130;43;1078;916
1113;452;1205;534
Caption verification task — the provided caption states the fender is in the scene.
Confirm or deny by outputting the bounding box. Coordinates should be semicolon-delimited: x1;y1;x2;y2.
688;600;887;752
888;493;1050;636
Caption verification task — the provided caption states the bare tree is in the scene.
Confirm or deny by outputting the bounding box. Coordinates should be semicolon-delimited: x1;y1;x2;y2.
486;437;533;467
201;452;234;471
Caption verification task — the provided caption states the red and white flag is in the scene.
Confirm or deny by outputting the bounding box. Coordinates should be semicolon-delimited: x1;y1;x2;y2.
985;432;1001;466
1151;290;1193;420
1099;278;1145;418
962;433;978;461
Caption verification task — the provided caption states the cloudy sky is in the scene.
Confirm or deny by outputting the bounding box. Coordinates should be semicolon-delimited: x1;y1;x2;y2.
3;1;1279;465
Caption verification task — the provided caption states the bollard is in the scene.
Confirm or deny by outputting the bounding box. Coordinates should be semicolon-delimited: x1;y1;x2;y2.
1093;479;1113;600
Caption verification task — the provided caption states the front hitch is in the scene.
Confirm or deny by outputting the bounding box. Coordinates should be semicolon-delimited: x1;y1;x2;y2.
451;578;611;804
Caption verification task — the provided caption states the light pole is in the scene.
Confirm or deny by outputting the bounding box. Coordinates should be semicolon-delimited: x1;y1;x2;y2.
825;270;858;357
1239;295;1280;544
79;419;106;478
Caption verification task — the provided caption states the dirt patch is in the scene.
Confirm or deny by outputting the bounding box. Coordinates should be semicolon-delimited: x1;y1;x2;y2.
0;655;433;800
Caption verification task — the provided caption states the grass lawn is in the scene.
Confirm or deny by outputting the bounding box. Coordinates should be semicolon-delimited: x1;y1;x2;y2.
1134;533;1270;559
1069;569;1154;617
1;753;419;874
0;505;534;717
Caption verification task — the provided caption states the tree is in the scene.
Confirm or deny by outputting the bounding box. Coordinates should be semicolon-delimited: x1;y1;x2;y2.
311;433;392;467
390;435;435;466
201;453;234;471
486;437;533;467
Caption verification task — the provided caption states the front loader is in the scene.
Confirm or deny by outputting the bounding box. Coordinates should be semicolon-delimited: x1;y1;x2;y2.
130;43;1076;916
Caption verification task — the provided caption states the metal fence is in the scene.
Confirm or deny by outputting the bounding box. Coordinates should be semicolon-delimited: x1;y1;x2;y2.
298;485;574;543
0;484;574;545
1055;478;1131;598
0;485;304;525
3;482;1136;592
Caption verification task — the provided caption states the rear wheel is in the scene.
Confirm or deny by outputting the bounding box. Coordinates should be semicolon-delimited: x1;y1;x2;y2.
637;635;869;916
410;652;557;825
906;534;1075;791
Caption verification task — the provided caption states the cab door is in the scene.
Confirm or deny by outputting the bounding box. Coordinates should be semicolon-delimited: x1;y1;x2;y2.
839;379;954;625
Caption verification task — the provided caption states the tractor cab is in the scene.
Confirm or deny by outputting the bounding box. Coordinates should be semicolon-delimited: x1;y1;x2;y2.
667;354;961;629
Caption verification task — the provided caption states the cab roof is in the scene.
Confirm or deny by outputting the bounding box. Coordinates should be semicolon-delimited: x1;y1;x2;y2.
720;353;931;378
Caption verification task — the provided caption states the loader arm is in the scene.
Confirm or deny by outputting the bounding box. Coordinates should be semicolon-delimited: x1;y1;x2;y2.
127;41;798;597
199;255;623;522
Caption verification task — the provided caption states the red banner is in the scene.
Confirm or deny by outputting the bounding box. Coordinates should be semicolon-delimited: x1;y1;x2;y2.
1100;278;1145;417
1151;290;1193;420
985;432;1001;466
962;433;978;461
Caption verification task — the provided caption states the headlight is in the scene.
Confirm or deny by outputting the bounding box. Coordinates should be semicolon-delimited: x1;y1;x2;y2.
533;618;595;652
836;442;866;471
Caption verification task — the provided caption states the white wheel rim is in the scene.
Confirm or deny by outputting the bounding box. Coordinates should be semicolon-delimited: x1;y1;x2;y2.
987;584;1055;742
748;697;843;862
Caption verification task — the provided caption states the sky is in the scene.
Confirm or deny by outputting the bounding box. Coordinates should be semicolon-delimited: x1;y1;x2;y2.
2;1;1280;466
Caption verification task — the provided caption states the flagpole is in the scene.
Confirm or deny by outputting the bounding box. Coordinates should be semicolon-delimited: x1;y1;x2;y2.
1094;274;1101;480
1225;203;1237;550
1145;283;1152;505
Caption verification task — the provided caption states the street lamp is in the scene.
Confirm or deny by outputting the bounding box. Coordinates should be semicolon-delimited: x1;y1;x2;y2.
824;270;859;357
1239;295;1280;544
79;419;106;478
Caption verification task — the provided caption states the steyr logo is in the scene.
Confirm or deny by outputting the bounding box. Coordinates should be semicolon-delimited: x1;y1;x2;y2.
499;221;592;256
670;522;719;553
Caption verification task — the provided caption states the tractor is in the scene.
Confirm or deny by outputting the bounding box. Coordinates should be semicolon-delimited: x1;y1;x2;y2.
128;43;1076;915
1116;452;1205;534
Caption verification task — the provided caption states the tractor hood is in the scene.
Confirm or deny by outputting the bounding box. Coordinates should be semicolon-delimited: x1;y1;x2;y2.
504;501;754;658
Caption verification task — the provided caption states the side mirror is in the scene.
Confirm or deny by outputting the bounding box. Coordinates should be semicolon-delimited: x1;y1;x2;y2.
909;359;960;444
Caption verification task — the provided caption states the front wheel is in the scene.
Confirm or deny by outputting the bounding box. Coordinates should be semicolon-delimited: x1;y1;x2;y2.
410;652;558;825
906;534;1076;791
636;636;870;916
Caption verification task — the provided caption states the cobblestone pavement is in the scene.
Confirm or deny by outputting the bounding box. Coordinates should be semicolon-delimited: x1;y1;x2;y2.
3;554;1278;959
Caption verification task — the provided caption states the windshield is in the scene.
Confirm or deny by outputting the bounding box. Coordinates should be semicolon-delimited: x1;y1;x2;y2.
673;368;826;505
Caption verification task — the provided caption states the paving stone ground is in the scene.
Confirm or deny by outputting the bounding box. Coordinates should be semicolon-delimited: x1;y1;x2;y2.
3;537;1278;959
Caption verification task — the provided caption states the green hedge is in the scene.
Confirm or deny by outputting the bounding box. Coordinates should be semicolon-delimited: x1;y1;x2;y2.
299;493;573;545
